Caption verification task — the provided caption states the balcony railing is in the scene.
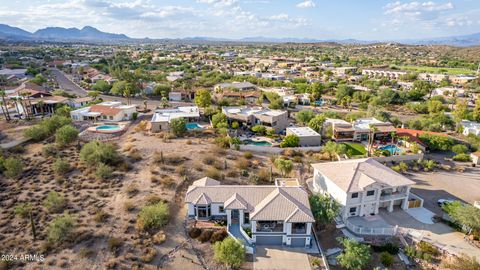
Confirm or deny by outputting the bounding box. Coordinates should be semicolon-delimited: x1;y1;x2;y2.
379;192;408;201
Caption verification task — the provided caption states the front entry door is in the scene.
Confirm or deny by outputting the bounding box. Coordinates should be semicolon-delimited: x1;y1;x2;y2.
231;209;239;223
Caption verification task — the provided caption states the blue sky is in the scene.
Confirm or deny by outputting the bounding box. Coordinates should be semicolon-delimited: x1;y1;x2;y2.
1;0;480;40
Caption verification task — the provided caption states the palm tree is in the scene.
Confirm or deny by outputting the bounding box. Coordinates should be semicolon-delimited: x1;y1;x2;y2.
274;158;293;177
10;97;20;119
0;89;11;121
368;125;378;157
19;92;30;119
123;83;133;105
87;91;100;101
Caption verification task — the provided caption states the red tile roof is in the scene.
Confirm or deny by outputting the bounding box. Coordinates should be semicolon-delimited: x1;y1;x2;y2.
90;105;122;116
396;128;448;146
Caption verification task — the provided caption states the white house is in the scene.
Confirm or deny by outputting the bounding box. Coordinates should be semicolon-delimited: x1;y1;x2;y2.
286;127;321;146
185;178;315;247
70;101;136;122
311;158;417;221
150;106;200;132
461;120;480;136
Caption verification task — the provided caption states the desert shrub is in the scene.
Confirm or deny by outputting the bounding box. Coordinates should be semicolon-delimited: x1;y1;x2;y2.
127;148;142;162
14;202;32;218
188;227;202;238
203;155;216;165
43;191;66;213
257;168;271;182
160;176;176;188
136;202;169;232
95;163;113;180
198;230;213;243
24;115;71;141
80;141;120;166
280;134;299;148
94;210;110;223
235;158;250;169
145;194;163;205
108;237;123;253
153;231;167;244
79;247;95;258
140;247;157;263
453;153;472;162
380;251;394;267
214;136;231;148
243;152;253;159
55;125;79;147
311;257;322;267
47;213;75;244
123;201;135;212
213;237;245;269
175;165;188;176
210;229;228;243
53;158;70;175
417;241;440;257
163;154;184;165
2;156;23;179
42;144;58;157
441;253;480;270
205;167;221;179
126;184;139;196
452;144;469;154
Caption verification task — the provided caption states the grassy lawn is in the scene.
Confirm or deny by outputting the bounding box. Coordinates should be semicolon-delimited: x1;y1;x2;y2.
397;65;475;75
343;142;366;157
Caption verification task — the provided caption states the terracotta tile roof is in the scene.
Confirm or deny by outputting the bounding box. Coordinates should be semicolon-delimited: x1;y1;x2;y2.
90;105;122;116
396;128;448;137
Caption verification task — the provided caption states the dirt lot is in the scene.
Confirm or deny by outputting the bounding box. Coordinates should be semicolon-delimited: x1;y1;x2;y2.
1;121;301;269
407;167;480;215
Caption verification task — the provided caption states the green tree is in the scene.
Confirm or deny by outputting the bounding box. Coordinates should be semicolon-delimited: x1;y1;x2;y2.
55;125;79;147
472;100;480;122
170;118;187;137
309;194;341;226
443;201;480;232
87;90;101;100
336;238;371;270
427;100;445;114
295;109;315;125
91;80;111;93
30;74;47;85
323;141;347;160
153;84;171;97
336;84;354;101
212;113;228;128
213;237;245;269
194;89;212;108
47;213;75;244
274;158;294;177
308;114;327;132
251;125;267;135
453;99;468;123
280;134;299;148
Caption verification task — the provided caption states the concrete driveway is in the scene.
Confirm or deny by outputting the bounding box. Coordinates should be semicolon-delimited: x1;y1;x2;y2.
254;246;311;270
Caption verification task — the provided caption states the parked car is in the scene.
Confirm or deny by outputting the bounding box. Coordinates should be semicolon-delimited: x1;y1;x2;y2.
437;199;456;207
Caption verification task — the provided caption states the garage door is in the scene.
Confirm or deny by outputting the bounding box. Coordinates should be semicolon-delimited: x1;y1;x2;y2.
290;237;307;247
256;236;283;246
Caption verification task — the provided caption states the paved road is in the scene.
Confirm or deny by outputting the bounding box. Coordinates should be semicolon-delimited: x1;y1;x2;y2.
50;68;194;109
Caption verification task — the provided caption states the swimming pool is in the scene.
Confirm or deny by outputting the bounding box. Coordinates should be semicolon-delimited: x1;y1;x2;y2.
243;139;272;146
186;123;203;130
379;145;402;155
96;125;123;131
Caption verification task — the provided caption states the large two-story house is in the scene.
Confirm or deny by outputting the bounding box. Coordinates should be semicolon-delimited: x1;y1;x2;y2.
311;158;416;220
185;177;315;247
222;106;289;133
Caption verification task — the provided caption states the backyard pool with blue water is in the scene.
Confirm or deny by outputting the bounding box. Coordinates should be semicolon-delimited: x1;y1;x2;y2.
378;145;402;155
96;125;123;131
243;139;272;146
186;123;203;130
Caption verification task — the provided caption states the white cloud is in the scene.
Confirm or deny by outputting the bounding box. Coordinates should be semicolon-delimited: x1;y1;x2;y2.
196;0;238;6
384;1;453;15
296;0;316;8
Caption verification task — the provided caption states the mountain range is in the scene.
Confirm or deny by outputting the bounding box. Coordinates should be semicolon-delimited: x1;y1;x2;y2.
1;24;480;47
